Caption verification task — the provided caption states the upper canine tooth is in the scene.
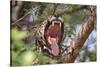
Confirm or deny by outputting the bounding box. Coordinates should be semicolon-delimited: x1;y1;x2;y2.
60;23;61;28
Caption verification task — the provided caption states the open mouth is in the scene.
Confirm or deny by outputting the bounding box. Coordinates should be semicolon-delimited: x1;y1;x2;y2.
45;20;62;56
47;21;61;45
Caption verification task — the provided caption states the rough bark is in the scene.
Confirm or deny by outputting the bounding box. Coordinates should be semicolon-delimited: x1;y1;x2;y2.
65;6;96;63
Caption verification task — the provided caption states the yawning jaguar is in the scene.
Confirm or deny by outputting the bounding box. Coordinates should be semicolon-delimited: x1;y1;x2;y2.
44;16;64;57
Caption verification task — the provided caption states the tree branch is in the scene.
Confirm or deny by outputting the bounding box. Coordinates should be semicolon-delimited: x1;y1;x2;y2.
57;5;88;16
52;3;58;15
64;6;96;63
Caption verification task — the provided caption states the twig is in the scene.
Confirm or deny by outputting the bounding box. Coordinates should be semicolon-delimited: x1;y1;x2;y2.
57;5;88;16
11;12;30;26
52;3;58;15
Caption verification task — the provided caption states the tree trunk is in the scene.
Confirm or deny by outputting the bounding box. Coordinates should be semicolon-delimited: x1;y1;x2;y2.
65;6;96;63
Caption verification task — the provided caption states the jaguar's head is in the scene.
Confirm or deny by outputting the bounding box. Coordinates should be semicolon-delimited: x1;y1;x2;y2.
44;16;64;57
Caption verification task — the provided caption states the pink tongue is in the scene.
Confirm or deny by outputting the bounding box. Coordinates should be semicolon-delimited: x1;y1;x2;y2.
48;37;59;56
51;42;59;56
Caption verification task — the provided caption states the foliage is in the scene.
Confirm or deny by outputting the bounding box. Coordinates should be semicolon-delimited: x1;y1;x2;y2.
11;28;51;66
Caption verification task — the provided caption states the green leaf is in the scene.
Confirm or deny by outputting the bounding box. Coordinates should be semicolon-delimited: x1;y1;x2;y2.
17;50;37;65
11;28;27;41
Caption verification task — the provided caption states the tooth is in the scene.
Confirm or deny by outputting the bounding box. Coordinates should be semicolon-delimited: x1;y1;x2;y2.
60;23;61;28
52;22;54;26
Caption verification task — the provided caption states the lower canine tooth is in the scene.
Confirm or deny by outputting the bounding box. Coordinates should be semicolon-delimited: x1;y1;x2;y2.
52;22;54;26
